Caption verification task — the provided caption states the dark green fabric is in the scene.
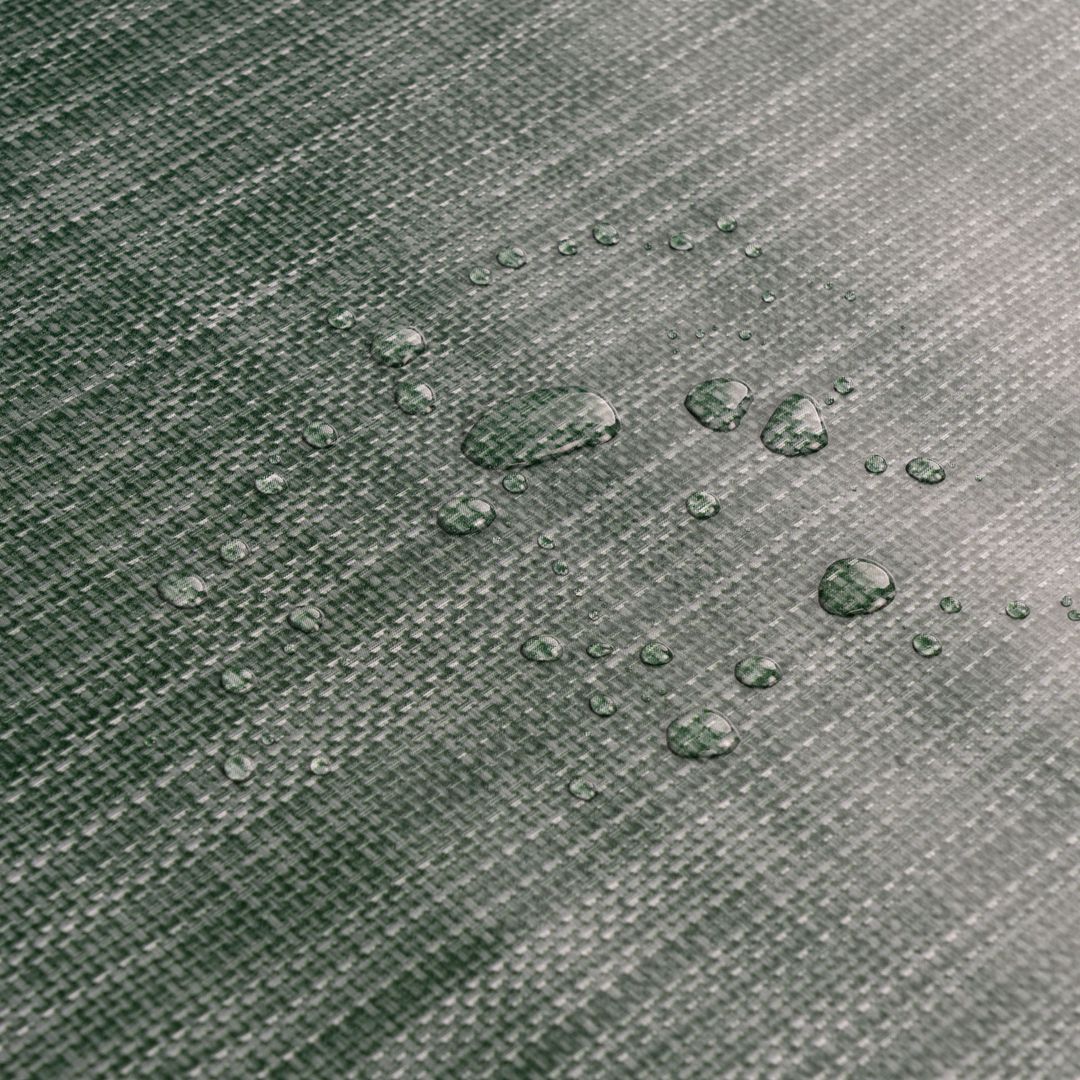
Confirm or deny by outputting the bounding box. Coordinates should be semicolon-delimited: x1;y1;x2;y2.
3;0;1080;1076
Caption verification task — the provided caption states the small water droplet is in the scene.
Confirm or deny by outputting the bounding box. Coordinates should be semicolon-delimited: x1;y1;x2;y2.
589;692;617;717
220;667;255;694
685;378;753;432
310;754;332;775
469;267;492;286
254;472;287;495
666;710;739;759
975;474;984;482
823;396;836;406
587;610;600;622
762;291;776;304
734;655;782;688
686;491;719;519
370;326;426;367
640;641;673;667
593;222;619;246
219;539;251;563
557;239;578;256
496;246;527;269
843;291;856;301
552;560;569;575
864;454;888;475
502;472;527;494
744;244;762;258
302;421;337;449
695;329;705;339
760;394;828;456
587;641;614;658
912;633;942;657
717;218;737;233
1062;595;1073;608
906;457;946;484
327;307;354;330
568;778;598;801
436;496;496;536
395;380;436;415
522;634;562;661
259;729;280;746
833;377;854;396
819;558;896;616
223;754;256;782
939;596;962;613
158;573;207;609
1068;610;1080;622
669;232;693;251
737;330;752;341
538;534;555;549
288;606;324;633
1005;601;1030;620
644;241;653;251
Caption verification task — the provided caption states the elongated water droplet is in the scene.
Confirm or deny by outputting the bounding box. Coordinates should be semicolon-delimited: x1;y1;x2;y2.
686;491;719;519
502;472;527;494
640;641;673;666
761;394;828;457
327;307;355;329
462;387;619;469
667;709;739;758
912;633;942;657
436;496;496;535
288;606;324;633
395;380;436;415
1005;601;1030;620
371;326;426;368
906;457;945;484
717;217;737;233
496;246;527;269
669;232;693;251
818;558;896;616
568;778;598;800
303;421;337;448
468;267;492;286
589;692;617;716
744;244;762;258
557;239;578;256
158;573;207;609
864;454;888;475
219;539;250;564
587;641;614;658
833;377;854;396
685;378;753;432
593;222;619;246
220;667;255;694
223;754;256;782
254;472;287;495
939;596;962;613
522;634;562;661
734;655;782;687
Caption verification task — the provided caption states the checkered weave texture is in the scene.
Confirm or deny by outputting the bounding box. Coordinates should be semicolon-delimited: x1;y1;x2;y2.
3;0;1080;1076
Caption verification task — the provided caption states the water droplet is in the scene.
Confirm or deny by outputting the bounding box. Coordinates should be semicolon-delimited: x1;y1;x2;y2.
669;232;693;251
912;633;942;657
760;394;828;456
587;641;614;658
843;291;856;301
223;754;256;782
522;634;562;661
1062;595;1073;608
310;755;332;775
818;558;896;616
737;330;752;341
1068;610;1080;622
762;291;776;304
302;421;337;449
592;222;619;246
684;378;753;433
538;534;555;549
686;491;719;519
587;610;600;622
469;267;492;286
695;329;705;339
568;778;598;801
158;573;207;609
717;218;737;233
823;396;836;406
557;239;578;256
552;560;569;575
370;326;426;367
666;709;739;759
864;454;888;475
734;655;782;688
833;377;854;396
220;667;255;694
589;692;617;717
667;330;679;340
219;539;250;563
254;472;287;495
288;606;324;633
502;472;527;494
395;380;436;415
906;457;946;484
640;641;673;667
939;596;962;613
744;244;762;258
1005;601;1030;620
327;307;354;330
644;242;653;251
436;496;496;536
462;387;620;469
496;246;527;269
259;729;280;746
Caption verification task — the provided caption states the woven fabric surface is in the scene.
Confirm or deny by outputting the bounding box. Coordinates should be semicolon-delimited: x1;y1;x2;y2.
3;0;1080;1076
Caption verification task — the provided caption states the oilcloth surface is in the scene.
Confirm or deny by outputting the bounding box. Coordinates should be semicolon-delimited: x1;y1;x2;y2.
3;0;1080;1077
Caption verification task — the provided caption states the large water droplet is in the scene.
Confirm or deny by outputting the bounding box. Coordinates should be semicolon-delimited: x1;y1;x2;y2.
254;472;287;495
640;641;673;667
589;692;617;716
669;232;693;251
833;377;854;396
436;496;496;535
717;217;737;233
734;655;782;687
940;596;962;613
818;558;896;616
666;710;739;758
685;378;753;432
158;573;207;609
223;754;256;782
912;633;942;657
686;491;719;519
303;421;337;449
906;457;946;484
462;387;620;469
496;246;527;269
568;778;598;800
760;394;828;457
864;454;888;475
220;667;255;694
593;222;619;246
219;539;250;564
395;380;436;415
371;326;426;368
1005;601;1030;620
522;634;562;661
288;606;324;633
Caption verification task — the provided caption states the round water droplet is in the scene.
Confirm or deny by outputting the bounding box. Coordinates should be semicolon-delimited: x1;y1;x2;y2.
833;377;854;396
254;472;287;495
592;222;619;246
522;634;562;661
1068;610;1080;622
158;573;207;609
589;692;617;717
259;729;280;746
223;754;256;782
644;242;653;251
818;557;896;617
586;641;614;658
912;633;942;657
695;329;705;339
939;596;962;613
537;534;555;549
552;560;569;575
557;239;578;256
906;457;946;484
760;393;828;456
686;491;719;519
640;641;673;667
310;755;332;775
1062;595;1073;608
502;472;527;494
717;217;738;233
436;496;496;536
762;291;776;304
685;378;753;432
395;380;436;415
288;606;324;633
303;421;337;449
468;267;492;286
462;387;620;469
666;709;739;759
843;290;856;301
371;326;426;368
734;655;782;688
1005;601;1030;620
744;244;762;258
737;330;752;341
864;454;888;475
667;330;678;340
823;396;836;406
568;778;598;801
669;232;693;251
327;307;355;330
496;246;527;269
220;539;250;563
220;667;255;694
